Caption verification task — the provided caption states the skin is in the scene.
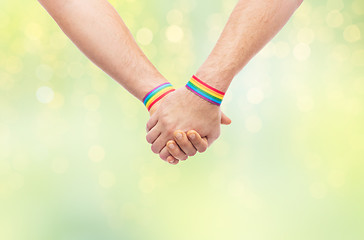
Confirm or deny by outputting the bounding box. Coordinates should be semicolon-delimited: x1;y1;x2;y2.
149;100;231;165
38;0;230;164
147;0;304;156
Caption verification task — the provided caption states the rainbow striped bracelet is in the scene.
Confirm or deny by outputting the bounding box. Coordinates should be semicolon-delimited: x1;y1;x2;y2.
186;75;225;106
143;83;175;111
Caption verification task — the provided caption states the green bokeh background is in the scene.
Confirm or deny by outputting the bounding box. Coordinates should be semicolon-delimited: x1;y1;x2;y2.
1;0;363;239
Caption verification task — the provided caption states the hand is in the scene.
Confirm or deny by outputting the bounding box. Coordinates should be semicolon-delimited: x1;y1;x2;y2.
148;95;209;165
146;87;231;159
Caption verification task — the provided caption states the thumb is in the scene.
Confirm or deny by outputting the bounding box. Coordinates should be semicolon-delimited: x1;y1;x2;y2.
221;111;232;125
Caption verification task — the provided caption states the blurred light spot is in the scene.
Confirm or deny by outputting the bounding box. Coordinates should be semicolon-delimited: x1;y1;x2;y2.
83;94;100;111
327;170;346;188
36;86;54;104
36;64;53;81
261;42;276;58
245;115;262;133
139;176;155;193
145;43;157;59
50;32;68;50
6;56;22;74
92;77;109;92
351;50;364;66
293;1;312;28
326;10;343;28
52;157;69;174
297;1;312;16
207;13;224;29
316;26;334;43
166;25;184;42
88;145;105;162
297;28;315;44
25;22;42;40
331;44;350;62
246;88;264;104
326;0;344;11
167;9;183;25
293;43;311;61
274;41;290;58
99;171;115;188
49;92;65;109
136;28;153;46
343;25;361;42
352;0;364;15
297;95;314;112
310;182;327;199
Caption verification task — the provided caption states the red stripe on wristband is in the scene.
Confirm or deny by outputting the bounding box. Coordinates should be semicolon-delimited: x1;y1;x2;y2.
147;89;175;111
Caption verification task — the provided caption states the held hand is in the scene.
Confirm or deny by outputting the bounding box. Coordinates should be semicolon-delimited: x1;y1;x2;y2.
148;95;210;165
146;87;230;158
164;111;231;163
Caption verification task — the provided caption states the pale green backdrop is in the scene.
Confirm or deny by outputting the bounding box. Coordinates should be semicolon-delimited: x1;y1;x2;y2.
0;0;363;239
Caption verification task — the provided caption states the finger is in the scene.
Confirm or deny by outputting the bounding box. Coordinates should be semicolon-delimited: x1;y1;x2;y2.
167;155;179;165
173;130;197;156
146;113;158;132
187;130;208;153
146;124;161;144
151;133;169;154
167;140;188;160
159;147;170;161
221;111;232;125
205;131;219;147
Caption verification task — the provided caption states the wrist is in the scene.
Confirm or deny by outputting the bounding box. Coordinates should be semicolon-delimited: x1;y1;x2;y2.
137;75;169;102
142;82;175;112
185;75;226;106
195;65;234;93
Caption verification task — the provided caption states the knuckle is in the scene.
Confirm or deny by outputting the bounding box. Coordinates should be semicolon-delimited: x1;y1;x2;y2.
160;117;169;126
167;128;175;136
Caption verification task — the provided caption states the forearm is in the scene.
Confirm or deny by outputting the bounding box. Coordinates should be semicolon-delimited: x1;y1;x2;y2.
38;0;166;101
196;0;303;92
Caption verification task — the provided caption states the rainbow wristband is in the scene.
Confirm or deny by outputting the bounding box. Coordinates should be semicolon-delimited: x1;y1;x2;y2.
143;83;175;111
186;75;225;106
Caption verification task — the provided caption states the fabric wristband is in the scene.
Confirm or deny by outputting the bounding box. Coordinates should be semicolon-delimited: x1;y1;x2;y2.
186;75;225;106
143;83;175;111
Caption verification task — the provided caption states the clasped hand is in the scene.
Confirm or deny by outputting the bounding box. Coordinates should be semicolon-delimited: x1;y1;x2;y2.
146;87;231;165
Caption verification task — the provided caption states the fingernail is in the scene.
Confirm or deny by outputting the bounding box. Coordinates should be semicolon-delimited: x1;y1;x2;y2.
168;143;175;149
189;134;196;140
175;133;182;140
